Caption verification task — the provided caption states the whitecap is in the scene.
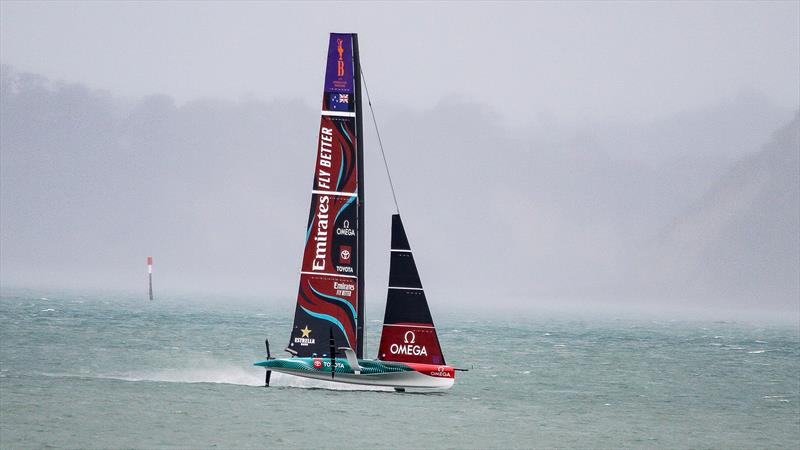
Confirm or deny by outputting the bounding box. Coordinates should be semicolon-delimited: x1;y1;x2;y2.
40;308;55;312
748;350;766;354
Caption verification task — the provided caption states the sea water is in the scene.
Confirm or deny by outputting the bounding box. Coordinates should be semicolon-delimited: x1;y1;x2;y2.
1;290;798;449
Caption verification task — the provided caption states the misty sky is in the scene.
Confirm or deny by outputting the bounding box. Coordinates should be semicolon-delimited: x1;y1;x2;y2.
1;1;798;125
1;2;798;316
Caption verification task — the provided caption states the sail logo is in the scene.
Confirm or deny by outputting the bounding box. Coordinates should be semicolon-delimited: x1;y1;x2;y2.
429;366;453;378
317;127;334;187
334;281;354;297
326;35;351;92
337;38;345;77
339;245;352;264
336;219;355;236
311;195;330;271
313;358;323;369
389;330;428;356
294;325;316;346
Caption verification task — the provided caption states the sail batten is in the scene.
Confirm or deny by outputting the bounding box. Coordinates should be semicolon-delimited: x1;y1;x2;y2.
311;189;358;197
287;33;363;358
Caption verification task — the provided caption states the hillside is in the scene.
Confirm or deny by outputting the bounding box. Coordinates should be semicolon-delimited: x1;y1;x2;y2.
656;114;799;308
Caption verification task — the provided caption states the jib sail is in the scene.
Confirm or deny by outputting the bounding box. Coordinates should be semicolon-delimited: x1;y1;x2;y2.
287;33;364;358
377;215;446;365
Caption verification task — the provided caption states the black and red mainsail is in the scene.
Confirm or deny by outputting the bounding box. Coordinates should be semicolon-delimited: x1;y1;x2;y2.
377;215;446;365
287;33;364;358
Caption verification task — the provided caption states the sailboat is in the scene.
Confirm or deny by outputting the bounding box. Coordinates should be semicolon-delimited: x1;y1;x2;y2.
254;33;458;390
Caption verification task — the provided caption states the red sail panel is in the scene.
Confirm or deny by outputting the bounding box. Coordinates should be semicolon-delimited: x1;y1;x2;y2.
287;33;360;357
378;322;445;365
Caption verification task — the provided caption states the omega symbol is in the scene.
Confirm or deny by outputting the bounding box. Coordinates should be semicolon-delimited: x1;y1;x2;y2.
404;331;416;344
343;220;350;229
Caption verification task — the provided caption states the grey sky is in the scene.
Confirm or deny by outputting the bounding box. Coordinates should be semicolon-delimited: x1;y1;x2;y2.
1;1;798;124
1;1;798;316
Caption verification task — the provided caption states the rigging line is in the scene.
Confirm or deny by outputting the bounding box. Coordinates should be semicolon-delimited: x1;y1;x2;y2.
360;66;400;214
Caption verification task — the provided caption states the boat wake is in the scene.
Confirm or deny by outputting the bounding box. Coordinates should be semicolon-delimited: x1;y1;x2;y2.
41;365;391;391
107;366;265;386
40;366;263;387
102;368;391;391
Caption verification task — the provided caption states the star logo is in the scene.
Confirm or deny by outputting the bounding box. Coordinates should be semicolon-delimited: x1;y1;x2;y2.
301;325;312;338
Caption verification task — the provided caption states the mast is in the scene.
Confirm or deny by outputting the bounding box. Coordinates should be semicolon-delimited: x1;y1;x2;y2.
353;34;365;359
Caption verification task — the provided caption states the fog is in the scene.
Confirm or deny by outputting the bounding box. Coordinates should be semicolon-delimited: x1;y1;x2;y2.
1;2;798;318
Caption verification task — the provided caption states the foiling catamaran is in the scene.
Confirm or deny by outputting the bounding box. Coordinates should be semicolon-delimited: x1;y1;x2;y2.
254;33;461;391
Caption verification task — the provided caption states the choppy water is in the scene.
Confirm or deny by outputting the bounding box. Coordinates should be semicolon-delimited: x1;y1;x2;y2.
1;290;798;449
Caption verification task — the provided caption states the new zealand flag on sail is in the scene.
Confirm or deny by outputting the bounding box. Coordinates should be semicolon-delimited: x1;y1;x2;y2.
327;92;350;111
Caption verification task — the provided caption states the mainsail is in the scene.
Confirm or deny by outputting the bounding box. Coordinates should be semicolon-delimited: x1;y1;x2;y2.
377;215;446;365
287;33;364;358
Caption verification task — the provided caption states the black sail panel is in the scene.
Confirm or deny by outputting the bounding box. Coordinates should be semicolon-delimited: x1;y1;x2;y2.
384;288;433;324
390;214;411;250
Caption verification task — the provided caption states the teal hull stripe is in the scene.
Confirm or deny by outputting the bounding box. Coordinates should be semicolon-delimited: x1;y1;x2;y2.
308;282;357;319
300;306;351;346
254;357;414;375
